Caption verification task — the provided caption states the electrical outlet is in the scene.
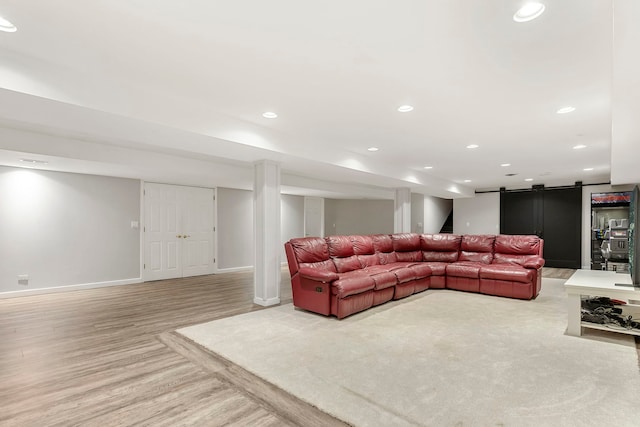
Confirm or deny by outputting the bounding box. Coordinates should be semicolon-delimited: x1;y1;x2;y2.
18;274;29;286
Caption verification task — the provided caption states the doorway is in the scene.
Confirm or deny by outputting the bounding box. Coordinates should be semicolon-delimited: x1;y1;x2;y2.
144;183;215;281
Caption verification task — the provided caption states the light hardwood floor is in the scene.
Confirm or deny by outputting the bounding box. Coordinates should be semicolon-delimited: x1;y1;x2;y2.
0;270;346;427
1;268;580;426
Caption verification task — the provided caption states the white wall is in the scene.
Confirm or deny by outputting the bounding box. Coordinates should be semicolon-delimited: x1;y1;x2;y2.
0;166;140;295
423;195;453;233
217;189;305;270
281;194;304;258
324;199;394;236
216;187;254;271
453;193;500;235
411;193;425;233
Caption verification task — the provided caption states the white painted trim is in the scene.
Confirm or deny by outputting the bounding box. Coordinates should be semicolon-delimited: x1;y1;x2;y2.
213;187;218;274
140;180;146;281
216;266;254;273
0;278;142;299
253;296;281;306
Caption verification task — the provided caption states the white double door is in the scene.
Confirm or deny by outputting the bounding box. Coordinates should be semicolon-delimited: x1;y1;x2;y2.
144;183;215;281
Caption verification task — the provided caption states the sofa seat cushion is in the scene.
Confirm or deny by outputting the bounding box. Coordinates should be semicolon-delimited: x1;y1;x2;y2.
361;264;392;274
446;262;482;278
370;262;408;272
331;274;375;298
423;262;448;276
479;264;534;284
363;269;398;290
392;267;417;283
408;263;432;279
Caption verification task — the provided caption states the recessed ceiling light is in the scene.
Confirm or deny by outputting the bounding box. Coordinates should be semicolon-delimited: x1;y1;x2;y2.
0;15;17;32
423;166;433;169
556;106;576;114
466;144;479;149
463;179;472;183
262;112;278;119
513;2;546;23
501;163;511;167
397;105;414;113
573;144;587;150
583;167;594;171
368;147;379;152
524;178;534;182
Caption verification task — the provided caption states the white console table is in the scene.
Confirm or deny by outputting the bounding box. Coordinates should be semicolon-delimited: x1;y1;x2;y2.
564;269;640;337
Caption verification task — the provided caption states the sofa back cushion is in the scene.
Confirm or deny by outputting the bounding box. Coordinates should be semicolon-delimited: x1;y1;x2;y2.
392;233;422;262
373;234;397;264
420;234;461;262
494;234;542;256
458;234;495;264
290;237;337;272
350;235;379;267
326;235;361;273
493;235;543;267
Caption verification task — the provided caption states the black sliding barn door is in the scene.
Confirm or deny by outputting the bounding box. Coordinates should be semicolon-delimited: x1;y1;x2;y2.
500;186;582;268
499;188;542;236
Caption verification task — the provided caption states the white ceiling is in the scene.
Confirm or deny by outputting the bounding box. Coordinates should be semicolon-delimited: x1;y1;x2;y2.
0;0;638;199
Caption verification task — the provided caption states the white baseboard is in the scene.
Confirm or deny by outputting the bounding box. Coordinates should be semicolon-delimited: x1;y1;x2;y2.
216;266;254;274
0;277;142;299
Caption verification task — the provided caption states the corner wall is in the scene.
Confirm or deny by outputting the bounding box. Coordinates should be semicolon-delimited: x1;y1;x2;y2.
324;199;394;235
216;187;254;270
423;195;453;233
453;193;500;235
0;166;140;295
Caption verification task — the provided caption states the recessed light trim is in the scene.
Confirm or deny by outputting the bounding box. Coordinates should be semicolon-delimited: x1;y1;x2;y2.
0;15;17;32
557;106;576;114
466;144;479;149
367;147;379;152
513;2;546;23
501;163;511;167
573;144;587;150
397;105;414;113
262;111;278;119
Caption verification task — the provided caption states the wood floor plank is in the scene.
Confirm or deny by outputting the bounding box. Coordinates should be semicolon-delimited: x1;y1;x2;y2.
0;269;332;427
1;268;570;426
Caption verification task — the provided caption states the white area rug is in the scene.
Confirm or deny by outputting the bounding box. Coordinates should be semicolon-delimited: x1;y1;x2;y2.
178;279;640;426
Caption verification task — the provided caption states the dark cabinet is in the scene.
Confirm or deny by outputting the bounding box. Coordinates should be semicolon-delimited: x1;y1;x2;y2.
500;185;582;268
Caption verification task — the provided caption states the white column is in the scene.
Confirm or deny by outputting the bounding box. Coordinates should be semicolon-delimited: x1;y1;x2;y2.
253;160;281;306
394;187;411;233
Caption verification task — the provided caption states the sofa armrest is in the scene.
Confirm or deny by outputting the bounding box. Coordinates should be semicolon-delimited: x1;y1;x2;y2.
298;267;339;283
523;258;545;269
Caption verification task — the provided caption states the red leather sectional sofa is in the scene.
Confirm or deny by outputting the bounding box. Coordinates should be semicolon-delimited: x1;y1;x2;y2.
284;233;544;319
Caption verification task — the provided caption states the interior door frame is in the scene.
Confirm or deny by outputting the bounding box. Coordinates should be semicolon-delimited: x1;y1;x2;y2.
141;181;217;282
